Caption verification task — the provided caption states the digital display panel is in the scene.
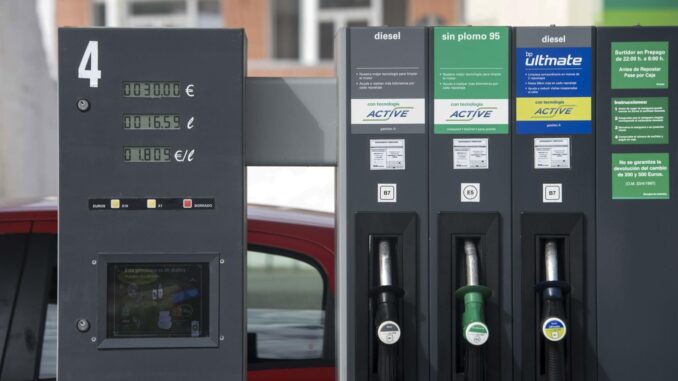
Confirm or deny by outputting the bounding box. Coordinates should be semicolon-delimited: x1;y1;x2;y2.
123;81;181;98
123;146;172;162
107;263;210;338
124;114;180;130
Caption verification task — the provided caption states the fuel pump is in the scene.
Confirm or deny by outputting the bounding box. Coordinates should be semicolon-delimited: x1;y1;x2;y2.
536;241;569;381
455;240;491;381
512;26;596;381
429;26;510;381
337;26;429;381
58;29;246;381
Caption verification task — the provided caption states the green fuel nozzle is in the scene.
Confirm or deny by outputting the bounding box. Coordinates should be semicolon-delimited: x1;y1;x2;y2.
455;240;491;346
455;240;491;381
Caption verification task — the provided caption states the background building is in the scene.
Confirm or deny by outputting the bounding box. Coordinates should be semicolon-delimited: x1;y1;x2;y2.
56;0;460;77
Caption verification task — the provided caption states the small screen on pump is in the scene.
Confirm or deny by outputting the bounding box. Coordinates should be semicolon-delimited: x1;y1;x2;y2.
107;263;210;338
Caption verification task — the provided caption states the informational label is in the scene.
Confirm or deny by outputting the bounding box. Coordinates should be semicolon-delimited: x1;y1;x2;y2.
377;321;401;345
611;41;669;89
542;317;567;342
612;97;669;145
433;27;509;134
464;322;489;346
370;139;405;170
377;183;397;203
534;138;571;169
453;138;489;169
612;153;670;200
461;183;481;202
516;29;592;134
349;28;427;134
543;183;563;203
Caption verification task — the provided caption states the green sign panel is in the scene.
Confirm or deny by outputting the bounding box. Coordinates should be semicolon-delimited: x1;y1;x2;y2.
612;97;669;145
611;41;669;89
612;153;670;199
433;27;509;134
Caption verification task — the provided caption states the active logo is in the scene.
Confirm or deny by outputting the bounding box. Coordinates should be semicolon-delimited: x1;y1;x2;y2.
364;106;413;122
447;106;496;122
351;98;425;125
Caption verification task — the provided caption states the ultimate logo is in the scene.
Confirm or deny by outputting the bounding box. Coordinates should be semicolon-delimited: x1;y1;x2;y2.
447;106;497;122
363;106;414;122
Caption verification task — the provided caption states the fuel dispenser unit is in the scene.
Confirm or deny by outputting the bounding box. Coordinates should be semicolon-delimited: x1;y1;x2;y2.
337;26;429;381
429;26;512;381
595;27;678;380
512;27;597;381
58;29;245;381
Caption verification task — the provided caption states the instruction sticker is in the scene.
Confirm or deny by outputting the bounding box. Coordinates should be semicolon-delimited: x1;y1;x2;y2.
433;27;510;134
370;139;405;170
611;41;668;89
453;138;489;169
612;97;669;145
612;153;669;200
542;317;567;342
534;138;571;169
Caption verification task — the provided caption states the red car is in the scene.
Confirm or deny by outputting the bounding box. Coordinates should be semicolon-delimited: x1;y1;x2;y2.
0;198;336;381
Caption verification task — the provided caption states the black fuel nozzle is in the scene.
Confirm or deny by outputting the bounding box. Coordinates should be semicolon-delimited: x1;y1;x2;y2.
536;240;570;381
454;240;491;381
373;239;402;381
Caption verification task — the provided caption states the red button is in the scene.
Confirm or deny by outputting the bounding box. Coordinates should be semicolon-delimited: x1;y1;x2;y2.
183;199;193;209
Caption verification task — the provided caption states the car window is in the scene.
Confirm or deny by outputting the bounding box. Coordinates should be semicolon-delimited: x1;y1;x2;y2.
247;249;326;360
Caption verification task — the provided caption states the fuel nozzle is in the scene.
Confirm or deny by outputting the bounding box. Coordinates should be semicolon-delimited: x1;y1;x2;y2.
372;239;402;381
536;240;570;381
455;240;492;381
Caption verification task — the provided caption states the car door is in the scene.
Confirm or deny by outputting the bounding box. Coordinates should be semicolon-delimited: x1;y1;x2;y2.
247;218;335;381
0;222;57;381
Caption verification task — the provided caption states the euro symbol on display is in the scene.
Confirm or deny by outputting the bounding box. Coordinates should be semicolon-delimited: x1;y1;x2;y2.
185;84;195;97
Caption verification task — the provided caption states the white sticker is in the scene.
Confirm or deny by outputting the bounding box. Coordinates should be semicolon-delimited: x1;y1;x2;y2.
534;138;571;169
377;321;401;345
543;183;563;203
461;183;480;203
465;322;490;346
542;317;567;342
434;99;509;125
370;139;405;170
351;98;426;125
453;138;489;169
378;183;397;203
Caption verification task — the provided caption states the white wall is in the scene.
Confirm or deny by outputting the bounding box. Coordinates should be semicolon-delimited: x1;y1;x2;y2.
0;0;58;199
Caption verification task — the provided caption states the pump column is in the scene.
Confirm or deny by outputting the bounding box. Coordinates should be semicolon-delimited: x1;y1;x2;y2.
337;26;429;381
512;26;597;381
428;26;512;381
